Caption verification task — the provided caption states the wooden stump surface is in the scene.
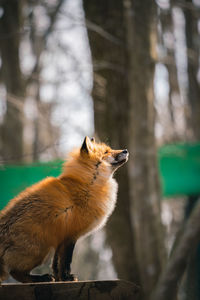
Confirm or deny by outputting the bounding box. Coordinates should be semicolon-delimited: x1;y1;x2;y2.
0;280;139;300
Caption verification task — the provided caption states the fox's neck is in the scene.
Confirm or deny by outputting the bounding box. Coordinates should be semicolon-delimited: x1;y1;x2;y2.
88;161;102;185
59;161;117;224
59;161;112;203
60;160;110;184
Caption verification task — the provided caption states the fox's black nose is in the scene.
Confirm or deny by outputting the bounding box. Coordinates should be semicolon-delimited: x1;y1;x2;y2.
122;149;128;154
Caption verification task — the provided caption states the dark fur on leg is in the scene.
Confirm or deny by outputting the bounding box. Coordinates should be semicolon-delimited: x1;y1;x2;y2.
0;257;8;282
52;245;60;281
53;241;77;281
59;242;75;281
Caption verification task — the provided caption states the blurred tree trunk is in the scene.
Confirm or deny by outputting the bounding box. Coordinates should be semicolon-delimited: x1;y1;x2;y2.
84;0;166;297
83;0;141;287
0;0;64;163
159;6;180;139
124;0;166;297
28;0;65;161
184;0;200;140
183;2;200;298
184;196;200;300
0;0;25;163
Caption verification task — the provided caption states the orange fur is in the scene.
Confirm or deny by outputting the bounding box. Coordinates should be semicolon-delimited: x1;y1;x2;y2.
0;137;128;282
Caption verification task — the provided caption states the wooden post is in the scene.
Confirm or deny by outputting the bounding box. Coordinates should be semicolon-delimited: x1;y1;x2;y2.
0;280;139;300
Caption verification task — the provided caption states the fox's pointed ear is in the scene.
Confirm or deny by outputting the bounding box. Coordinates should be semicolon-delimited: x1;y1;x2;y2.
81;136;93;154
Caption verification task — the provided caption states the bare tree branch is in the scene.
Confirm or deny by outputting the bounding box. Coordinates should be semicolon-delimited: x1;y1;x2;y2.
44;0;66;39
85;19;123;46
58;10;124;46
27;0;66;85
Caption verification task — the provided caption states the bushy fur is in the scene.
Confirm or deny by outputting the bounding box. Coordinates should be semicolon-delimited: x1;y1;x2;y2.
0;137;128;282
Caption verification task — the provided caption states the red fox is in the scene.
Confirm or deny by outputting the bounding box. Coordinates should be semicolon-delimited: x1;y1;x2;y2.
0;137;129;283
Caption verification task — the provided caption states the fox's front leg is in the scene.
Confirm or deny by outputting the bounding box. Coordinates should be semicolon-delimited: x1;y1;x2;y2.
52;245;60;281
53;240;77;281
59;241;77;281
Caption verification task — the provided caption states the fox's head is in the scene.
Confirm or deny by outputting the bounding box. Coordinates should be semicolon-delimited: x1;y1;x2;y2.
62;136;128;183
79;136;129;174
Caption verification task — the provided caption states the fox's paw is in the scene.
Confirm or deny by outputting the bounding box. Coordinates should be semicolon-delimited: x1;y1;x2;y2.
62;273;78;282
39;274;55;282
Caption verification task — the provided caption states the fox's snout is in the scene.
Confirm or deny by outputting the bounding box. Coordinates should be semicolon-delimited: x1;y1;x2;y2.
116;149;129;161
110;149;129;168
122;149;129;155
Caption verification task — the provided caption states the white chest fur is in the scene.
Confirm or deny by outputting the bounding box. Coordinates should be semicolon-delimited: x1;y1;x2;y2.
103;177;118;218
85;177;118;236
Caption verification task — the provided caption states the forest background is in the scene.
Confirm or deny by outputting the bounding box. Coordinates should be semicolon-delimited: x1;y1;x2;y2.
0;0;200;299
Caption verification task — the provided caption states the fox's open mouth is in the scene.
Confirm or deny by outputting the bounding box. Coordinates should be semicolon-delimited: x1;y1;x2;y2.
111;158;127;166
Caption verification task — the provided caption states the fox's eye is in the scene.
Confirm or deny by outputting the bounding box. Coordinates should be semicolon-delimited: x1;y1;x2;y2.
104;150;108;154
